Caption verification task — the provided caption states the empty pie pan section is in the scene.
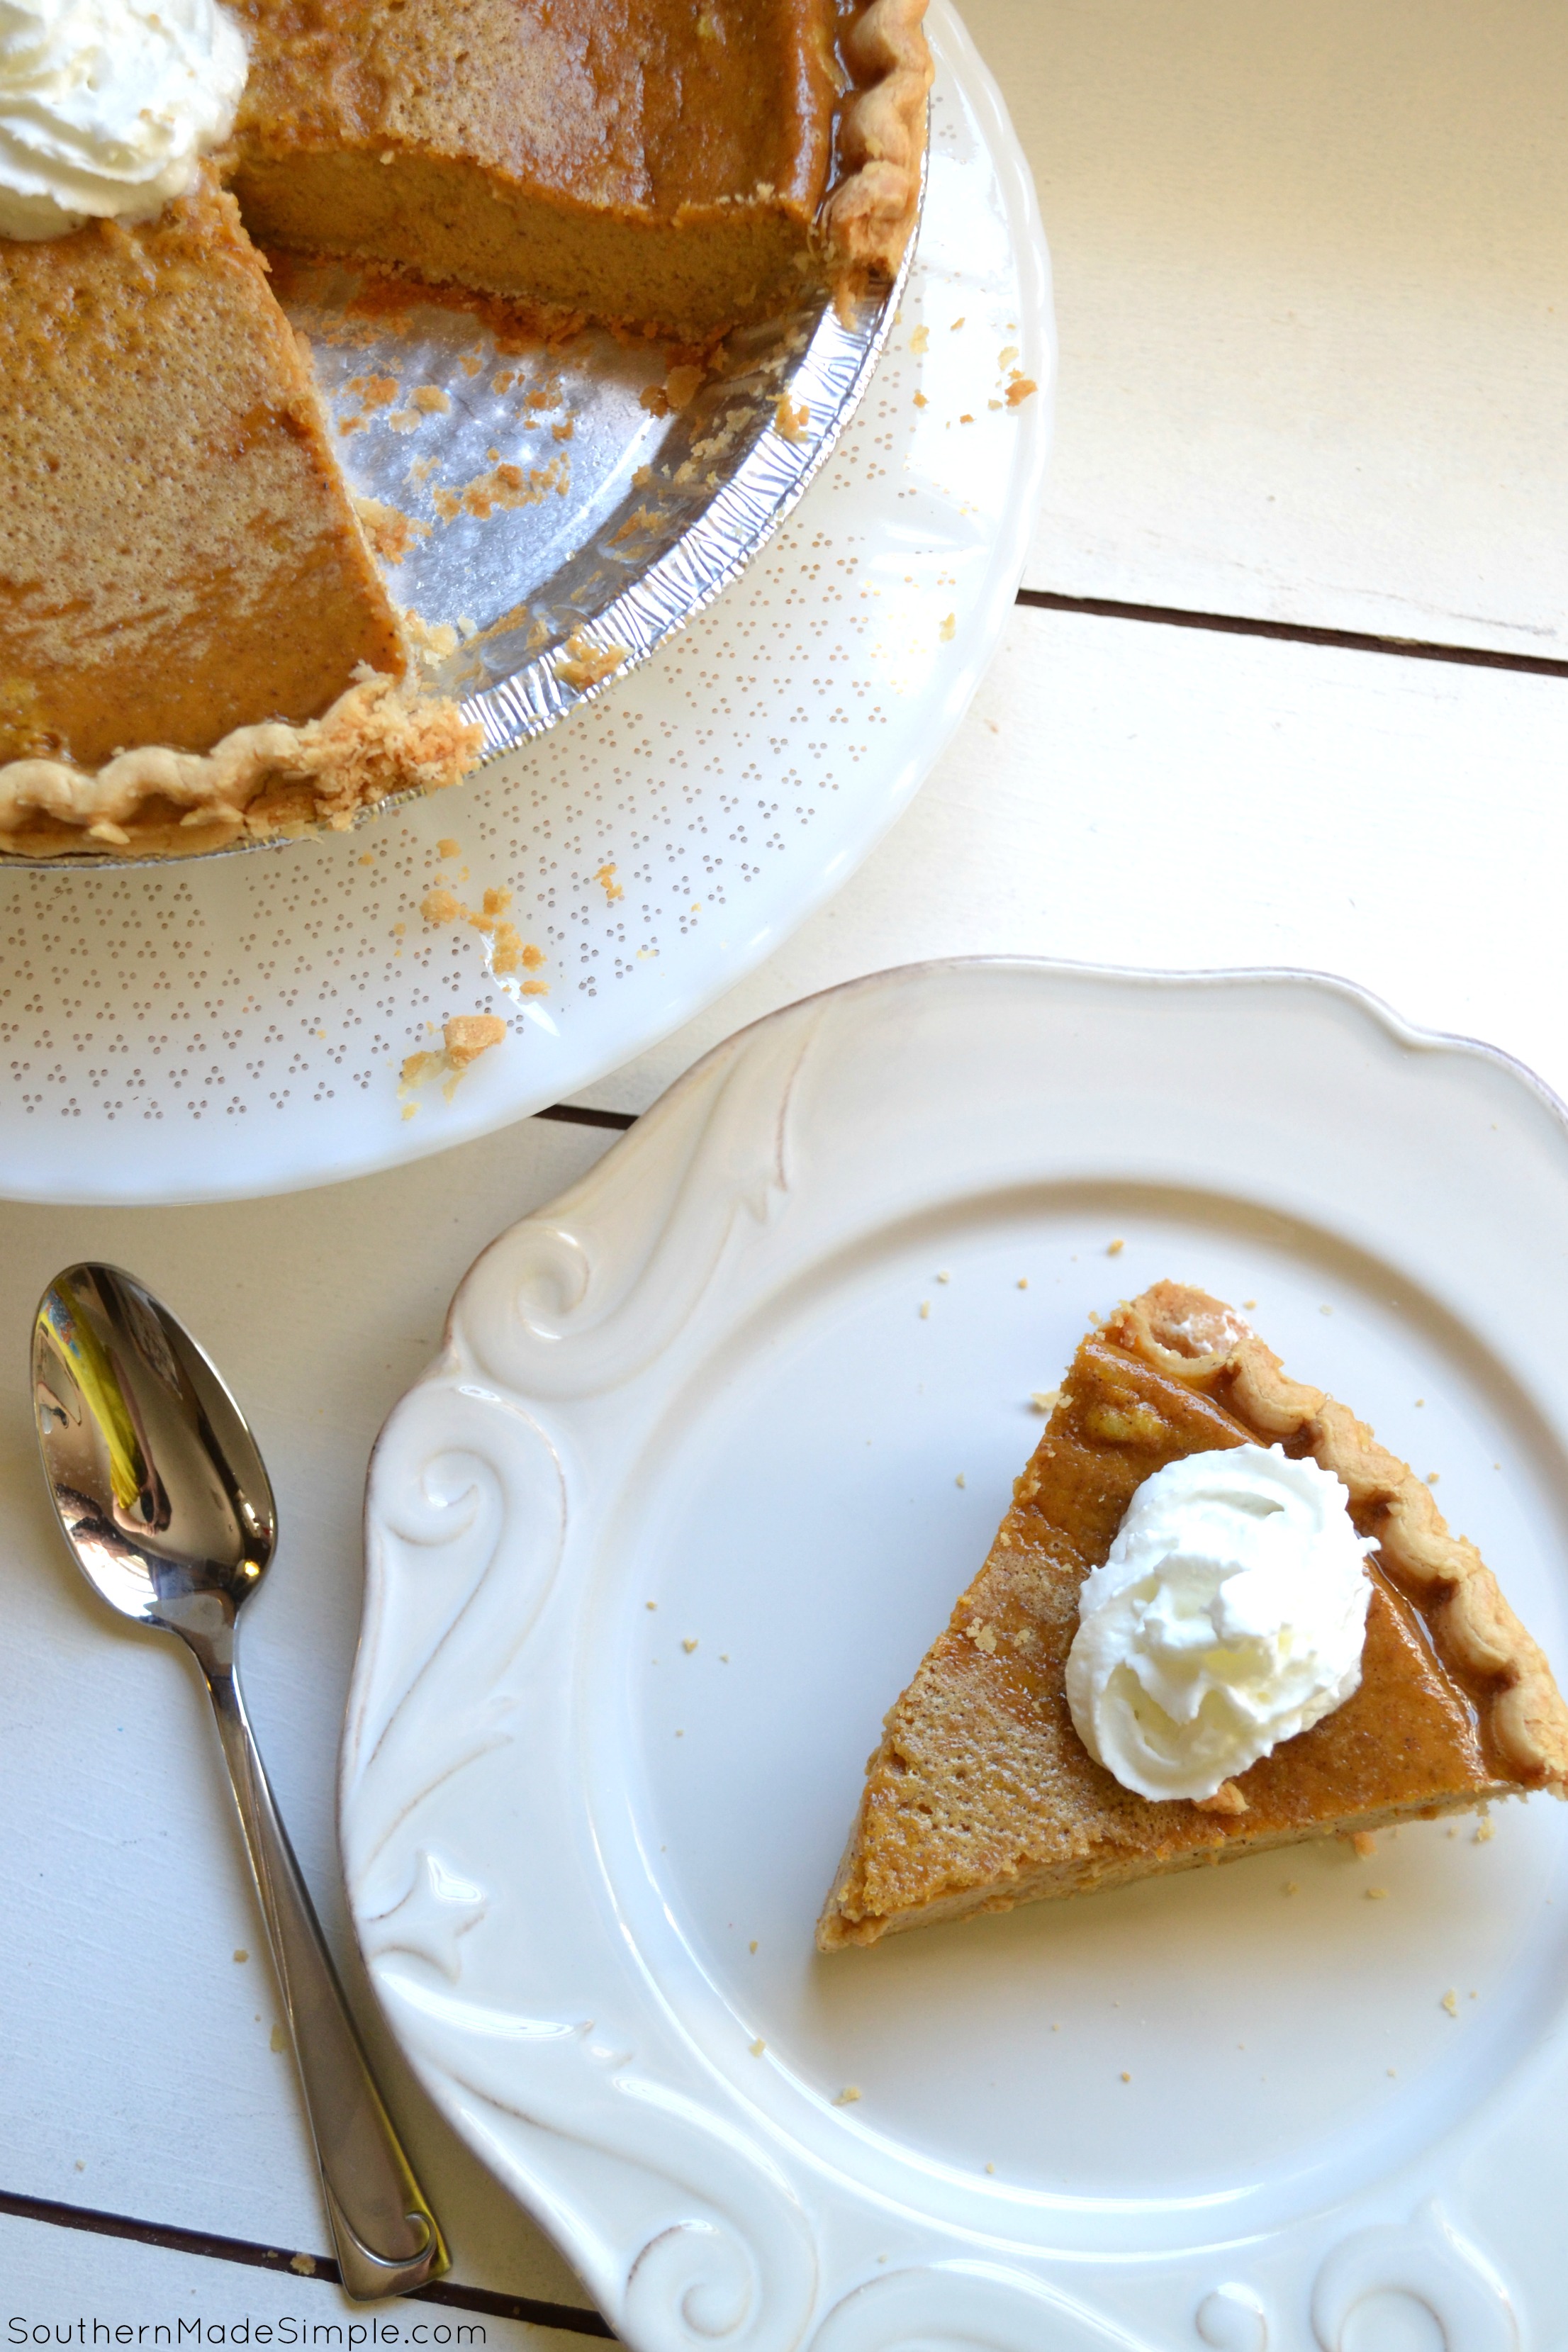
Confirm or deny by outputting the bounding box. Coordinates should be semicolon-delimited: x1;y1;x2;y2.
354;959;1568;2300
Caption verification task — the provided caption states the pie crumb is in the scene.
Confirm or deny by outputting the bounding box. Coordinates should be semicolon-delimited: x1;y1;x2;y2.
939;613;956;642
749;2039;766;2057
984;2162;995;2173
682;1637;698;1653
936;1270;951;1283
1107;1238;1124;1255
956;1472;966;1489
749;1940;758;1952
1017;1277;1028;1289
1476;1818;1494;1842
1366;1886;1387;1900
834;2085;861;2105
1119;2071;1131;2083
919;1301;930;1318
233;1949;248;1963
773;393;810;442
666;363;706;410
1283;1881;1299;1895
442;1014;506;1070
1030;1389;1060;1413
289;2254;316;2278
1441;1989;1458;2016
1352;1830;1378;1858
556;633;627;690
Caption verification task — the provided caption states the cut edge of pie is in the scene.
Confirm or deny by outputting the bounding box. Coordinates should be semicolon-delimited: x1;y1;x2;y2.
817;1282;1568;1951
232;0;934;340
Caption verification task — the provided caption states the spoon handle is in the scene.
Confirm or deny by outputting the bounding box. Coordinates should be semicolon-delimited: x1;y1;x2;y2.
203;1660;449;2302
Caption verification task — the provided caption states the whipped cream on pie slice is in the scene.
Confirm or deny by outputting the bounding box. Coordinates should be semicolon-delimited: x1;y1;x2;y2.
1067;1443;1375;1802
0;0;247;238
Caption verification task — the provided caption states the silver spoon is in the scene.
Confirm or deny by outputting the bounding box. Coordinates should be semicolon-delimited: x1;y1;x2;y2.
30;1262;448;2303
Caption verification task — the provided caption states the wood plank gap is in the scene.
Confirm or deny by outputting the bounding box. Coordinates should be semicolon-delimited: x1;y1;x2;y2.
534;1104;637;1132
1014;588;1568;678
0;2190;615;2339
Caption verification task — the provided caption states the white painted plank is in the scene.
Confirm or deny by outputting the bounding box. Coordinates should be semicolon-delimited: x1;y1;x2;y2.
0;1116;617;2317
9;624;1568;2307
958;0;1568;655
0;2212;593;2350
571;602;1568;1108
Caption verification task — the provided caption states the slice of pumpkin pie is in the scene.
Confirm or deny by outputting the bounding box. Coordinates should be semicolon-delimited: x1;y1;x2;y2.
0;166;477;858
817;1282;1568;1949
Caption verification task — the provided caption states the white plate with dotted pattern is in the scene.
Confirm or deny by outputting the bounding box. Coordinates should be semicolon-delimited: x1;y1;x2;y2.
352;957;1568;2351
0;2;1051;1206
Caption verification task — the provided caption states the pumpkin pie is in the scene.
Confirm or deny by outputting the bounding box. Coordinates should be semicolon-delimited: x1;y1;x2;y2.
0;0;931;858
0;166;478;858
817;1282;1568;1949
231;0;931;338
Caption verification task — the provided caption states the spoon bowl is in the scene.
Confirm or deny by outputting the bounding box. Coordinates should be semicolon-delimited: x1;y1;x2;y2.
31;1262;447;2302
34;1265;275;1633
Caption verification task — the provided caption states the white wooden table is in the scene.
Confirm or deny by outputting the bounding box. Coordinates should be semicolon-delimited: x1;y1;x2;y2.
6;4;1568;2339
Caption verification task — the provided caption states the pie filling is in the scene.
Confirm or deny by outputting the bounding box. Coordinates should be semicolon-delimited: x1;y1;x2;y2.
817;1282;1568;1950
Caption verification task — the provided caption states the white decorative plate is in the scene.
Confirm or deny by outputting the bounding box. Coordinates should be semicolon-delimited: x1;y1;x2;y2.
353;958;1568;2351
0;4;1051;1206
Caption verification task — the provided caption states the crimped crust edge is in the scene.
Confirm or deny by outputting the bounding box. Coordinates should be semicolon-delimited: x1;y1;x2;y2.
1113;1281;1568;1794
821;0;934;283
0;669;481;858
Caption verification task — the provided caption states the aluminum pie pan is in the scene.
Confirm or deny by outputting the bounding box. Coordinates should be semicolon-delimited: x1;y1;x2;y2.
16;179;920;873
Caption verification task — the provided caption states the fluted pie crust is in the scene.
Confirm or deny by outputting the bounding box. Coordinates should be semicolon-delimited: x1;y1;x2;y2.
817;1282;1568;1950
0;0;931;859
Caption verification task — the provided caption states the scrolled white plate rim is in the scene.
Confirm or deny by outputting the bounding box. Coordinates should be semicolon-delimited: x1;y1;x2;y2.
352;955;1568;2351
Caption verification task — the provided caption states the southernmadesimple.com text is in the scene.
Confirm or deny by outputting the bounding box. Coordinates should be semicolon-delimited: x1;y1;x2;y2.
10;2324;484;2346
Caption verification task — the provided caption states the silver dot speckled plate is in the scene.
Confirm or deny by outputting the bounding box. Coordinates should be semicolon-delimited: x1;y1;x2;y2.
0;2;1052;1204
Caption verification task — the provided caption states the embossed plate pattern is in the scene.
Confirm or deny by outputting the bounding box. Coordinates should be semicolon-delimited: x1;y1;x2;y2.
0;3;1052;1204
354;957;1568;2351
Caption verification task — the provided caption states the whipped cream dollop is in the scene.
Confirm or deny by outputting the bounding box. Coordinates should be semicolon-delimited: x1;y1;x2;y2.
1065;1443;1374;1802
0;0;247;240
